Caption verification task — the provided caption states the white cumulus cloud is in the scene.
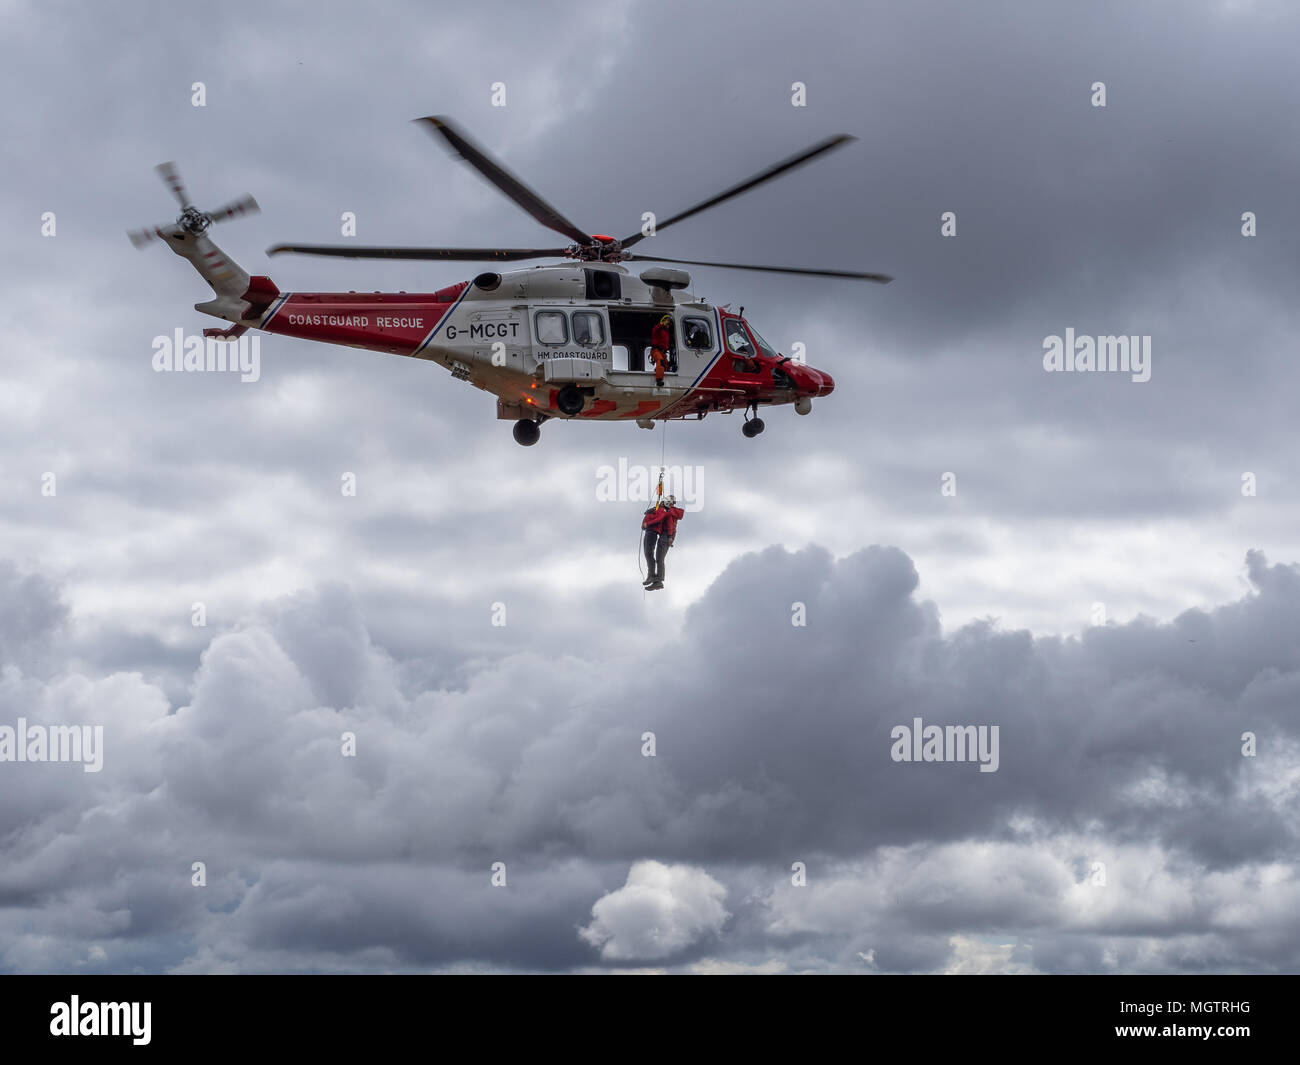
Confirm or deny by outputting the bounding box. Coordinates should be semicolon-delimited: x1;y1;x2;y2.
580;861;729;961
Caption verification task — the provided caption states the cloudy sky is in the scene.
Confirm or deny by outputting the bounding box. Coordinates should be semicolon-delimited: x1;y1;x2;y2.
2;0;1298;973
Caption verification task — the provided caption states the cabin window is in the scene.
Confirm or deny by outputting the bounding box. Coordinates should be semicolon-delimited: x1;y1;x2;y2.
535;310;568;345
682;316;713;350
572;311;605;348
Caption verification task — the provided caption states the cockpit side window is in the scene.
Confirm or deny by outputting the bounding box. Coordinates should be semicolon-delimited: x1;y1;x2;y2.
724;319;754;357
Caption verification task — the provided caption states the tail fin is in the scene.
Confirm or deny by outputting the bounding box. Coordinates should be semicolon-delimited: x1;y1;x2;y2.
158;228;279;327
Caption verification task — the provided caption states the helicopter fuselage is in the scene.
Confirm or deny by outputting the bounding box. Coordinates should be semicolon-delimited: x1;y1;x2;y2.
198;253;834;431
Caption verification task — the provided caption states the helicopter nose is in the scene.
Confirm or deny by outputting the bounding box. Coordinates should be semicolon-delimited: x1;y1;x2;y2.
802;367;833;397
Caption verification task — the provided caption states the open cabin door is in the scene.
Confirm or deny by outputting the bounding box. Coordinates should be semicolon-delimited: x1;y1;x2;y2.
609;308;670;378
606;306;719;384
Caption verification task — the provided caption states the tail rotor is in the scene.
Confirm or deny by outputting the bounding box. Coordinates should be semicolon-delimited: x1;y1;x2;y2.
128;161;260;248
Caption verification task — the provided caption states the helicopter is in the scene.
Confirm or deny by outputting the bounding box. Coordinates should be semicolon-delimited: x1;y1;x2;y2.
130;117;890;445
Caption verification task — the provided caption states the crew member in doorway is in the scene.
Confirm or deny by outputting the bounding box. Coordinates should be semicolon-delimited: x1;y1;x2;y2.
641;495;685;591
650;314;673;387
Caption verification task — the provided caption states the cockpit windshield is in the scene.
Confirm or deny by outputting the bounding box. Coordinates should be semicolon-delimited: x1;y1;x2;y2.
744;321;779;359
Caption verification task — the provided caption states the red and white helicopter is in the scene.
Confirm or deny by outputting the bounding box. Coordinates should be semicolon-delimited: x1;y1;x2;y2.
131;117;890;445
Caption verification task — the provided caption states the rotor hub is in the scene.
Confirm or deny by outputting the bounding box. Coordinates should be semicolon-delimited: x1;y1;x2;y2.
567;235;625;264
179;205;211;235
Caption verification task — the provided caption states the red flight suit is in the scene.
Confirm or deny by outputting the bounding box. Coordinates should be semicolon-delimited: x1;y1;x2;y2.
641;503;685;586
650;322;672;383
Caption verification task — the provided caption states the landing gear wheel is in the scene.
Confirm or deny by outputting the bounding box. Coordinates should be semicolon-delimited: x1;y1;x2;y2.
742;417;765;438
556;383;585;416
513;419;541;446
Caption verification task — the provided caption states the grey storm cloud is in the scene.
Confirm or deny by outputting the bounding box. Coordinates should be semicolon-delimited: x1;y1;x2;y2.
0;561;66;671
1;542;1297;972
4;0;1300;973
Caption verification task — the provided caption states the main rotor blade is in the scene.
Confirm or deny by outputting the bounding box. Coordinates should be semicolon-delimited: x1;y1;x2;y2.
266;243;568;262
626;253;892;283
155;161;192;209
620;134;855;251
418;116;594;247
206;194;260;224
